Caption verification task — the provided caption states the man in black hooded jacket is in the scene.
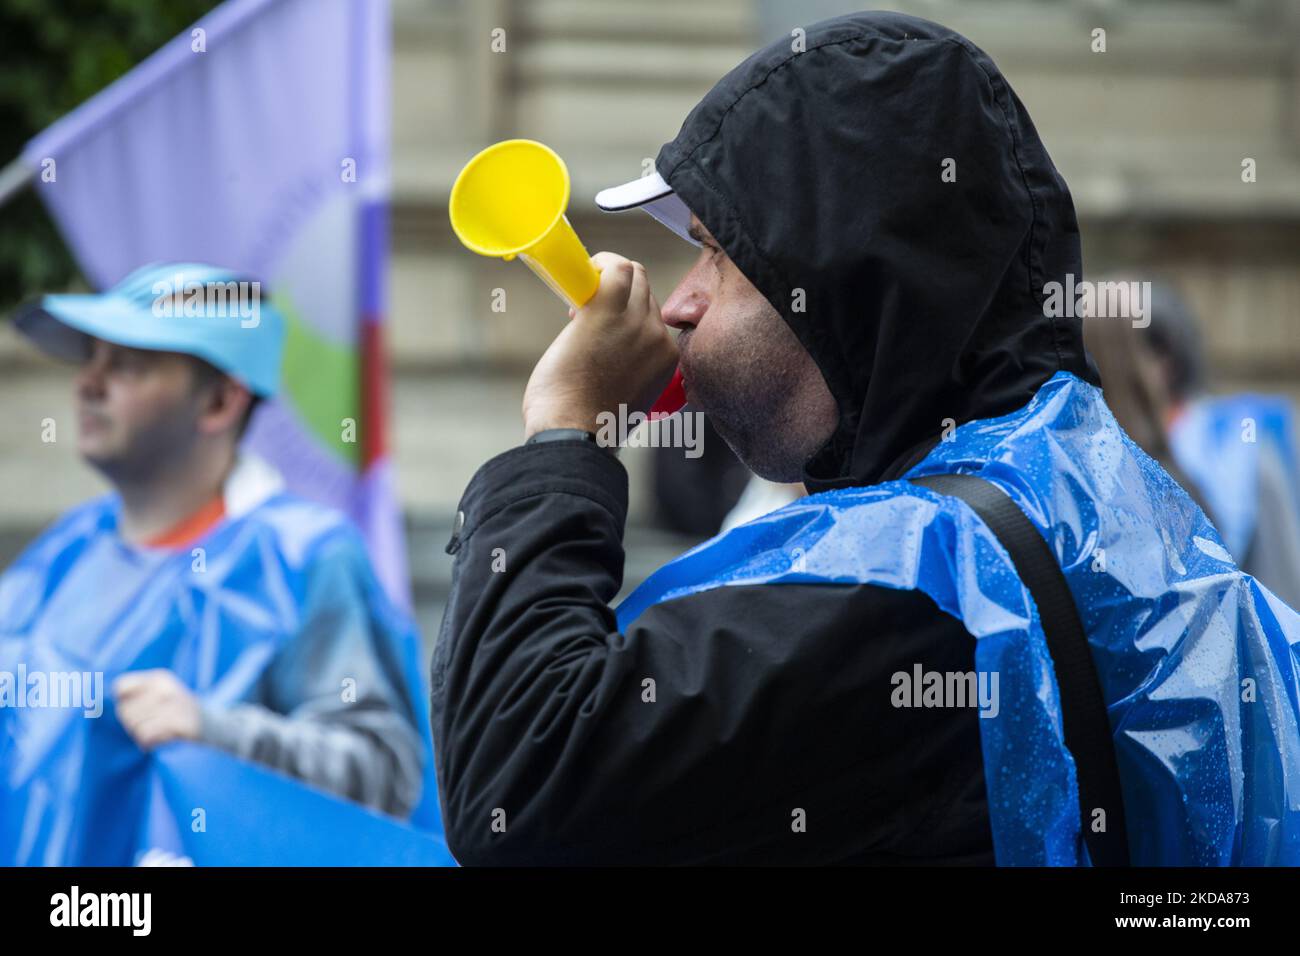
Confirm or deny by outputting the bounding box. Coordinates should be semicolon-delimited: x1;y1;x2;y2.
431;11;1100;864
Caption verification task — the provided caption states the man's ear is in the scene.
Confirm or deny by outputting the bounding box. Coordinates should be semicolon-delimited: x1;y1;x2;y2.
195;376;253;438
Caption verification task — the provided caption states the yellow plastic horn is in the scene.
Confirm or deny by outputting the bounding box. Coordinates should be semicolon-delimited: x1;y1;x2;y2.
448;138;689;417
448;139;599;309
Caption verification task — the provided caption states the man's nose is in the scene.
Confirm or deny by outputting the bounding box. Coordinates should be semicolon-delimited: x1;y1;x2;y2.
660;281;708;331
75;348;108;399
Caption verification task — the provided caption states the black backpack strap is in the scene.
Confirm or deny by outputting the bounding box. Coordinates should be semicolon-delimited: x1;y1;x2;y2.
909;472;1130;867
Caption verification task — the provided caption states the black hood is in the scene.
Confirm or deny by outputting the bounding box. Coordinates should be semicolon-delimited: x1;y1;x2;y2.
655;11;1098;492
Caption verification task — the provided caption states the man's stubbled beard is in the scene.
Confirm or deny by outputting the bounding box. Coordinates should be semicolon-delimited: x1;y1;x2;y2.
678;300;836;483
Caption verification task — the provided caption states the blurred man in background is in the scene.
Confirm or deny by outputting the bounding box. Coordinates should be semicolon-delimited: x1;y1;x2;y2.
0;263;432;864
1142;284;1300;608
1081;282;1213;519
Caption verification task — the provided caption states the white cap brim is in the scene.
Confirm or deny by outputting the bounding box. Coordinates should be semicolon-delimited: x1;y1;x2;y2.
594;170;700;247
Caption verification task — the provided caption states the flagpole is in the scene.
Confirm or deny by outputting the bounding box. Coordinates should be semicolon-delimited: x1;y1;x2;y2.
0;158;34;209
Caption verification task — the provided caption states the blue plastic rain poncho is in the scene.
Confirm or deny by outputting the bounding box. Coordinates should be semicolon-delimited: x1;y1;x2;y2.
617;372;1300;865
0;488;453;866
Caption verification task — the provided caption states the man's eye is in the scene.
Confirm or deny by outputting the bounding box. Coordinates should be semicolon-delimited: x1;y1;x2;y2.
110;353;145;373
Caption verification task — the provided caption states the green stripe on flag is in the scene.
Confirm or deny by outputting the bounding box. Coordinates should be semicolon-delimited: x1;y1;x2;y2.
277;295;361;467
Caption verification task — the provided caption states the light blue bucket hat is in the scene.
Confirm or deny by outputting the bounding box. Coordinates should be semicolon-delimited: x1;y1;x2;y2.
14;262;285;397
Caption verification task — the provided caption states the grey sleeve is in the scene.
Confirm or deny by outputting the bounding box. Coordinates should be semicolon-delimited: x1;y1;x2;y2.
1243;439;1300;610
197;541;426;819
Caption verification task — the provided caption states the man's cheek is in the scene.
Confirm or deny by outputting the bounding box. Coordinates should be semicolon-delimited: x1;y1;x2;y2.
118;390;179;439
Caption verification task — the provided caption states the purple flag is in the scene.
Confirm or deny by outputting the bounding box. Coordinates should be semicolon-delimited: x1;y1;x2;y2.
22;0;411;608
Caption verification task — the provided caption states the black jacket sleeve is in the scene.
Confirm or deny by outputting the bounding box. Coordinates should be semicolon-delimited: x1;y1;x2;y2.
431;440;992;865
